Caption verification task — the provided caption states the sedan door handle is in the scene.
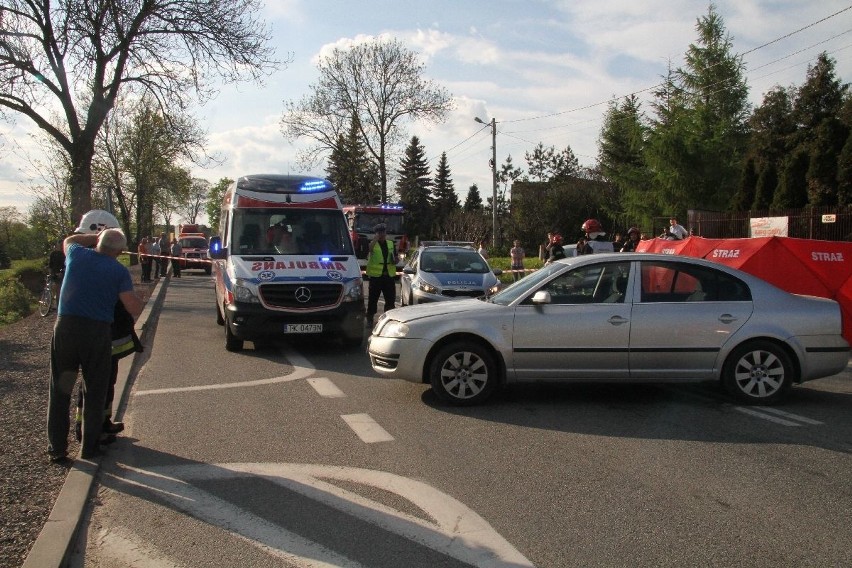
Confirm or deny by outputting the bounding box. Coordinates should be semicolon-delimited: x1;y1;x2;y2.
719;314;738;324
608;316;629;326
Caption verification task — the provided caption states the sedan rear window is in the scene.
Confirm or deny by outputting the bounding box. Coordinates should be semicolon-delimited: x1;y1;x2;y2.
640;261;751;302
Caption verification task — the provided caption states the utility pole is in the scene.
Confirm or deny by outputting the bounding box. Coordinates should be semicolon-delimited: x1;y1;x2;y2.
475;116;498;248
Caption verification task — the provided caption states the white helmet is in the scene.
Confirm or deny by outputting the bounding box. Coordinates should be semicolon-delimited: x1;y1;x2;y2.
75;209;120;234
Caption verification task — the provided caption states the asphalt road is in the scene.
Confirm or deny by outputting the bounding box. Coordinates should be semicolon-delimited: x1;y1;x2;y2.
68;274;852;567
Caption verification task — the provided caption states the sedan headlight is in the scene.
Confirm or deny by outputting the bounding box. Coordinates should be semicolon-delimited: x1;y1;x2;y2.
417;281;439;294
377;319;409;338
487;283;502;295
232;279;260;303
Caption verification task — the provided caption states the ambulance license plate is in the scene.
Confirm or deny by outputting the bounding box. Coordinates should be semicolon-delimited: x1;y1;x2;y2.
284;323;322;333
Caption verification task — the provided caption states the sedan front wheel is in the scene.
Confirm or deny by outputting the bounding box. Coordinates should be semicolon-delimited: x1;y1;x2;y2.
723;341;793;405
429;341;498;406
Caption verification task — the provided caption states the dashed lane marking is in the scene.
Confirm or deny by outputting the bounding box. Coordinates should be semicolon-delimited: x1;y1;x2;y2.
734;407;801;426
308;377;346;398
757;407;824;425
134;348;315;396
341;413;395;443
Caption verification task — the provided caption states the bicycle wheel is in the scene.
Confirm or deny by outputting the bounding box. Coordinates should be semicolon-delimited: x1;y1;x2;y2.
38;281;53;316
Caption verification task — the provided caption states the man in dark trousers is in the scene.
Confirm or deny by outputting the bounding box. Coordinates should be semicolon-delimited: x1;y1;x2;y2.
365;223;397;328
47;226;143;462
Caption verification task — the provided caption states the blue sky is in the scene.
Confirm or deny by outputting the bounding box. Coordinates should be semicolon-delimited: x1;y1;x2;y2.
1;0;851;219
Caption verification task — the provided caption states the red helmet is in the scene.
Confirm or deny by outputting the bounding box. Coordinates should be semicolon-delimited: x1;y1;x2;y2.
581;218;603;234
550;233;563;245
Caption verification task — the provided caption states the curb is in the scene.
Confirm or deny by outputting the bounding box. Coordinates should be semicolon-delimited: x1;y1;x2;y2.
22;276;170;568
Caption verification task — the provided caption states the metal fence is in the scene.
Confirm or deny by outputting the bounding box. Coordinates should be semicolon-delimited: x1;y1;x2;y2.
652;206;852;241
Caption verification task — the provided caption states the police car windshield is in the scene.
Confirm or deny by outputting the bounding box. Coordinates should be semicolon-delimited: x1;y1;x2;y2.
420;249;489;274
232;209;354;256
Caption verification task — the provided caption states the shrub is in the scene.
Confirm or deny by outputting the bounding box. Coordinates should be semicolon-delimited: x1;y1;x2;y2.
0;277;34;324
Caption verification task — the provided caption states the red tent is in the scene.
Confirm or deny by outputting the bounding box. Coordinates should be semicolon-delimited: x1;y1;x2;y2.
637;236;719;258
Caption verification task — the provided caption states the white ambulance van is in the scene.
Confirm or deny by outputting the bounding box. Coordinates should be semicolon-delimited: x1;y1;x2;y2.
208;174;365;351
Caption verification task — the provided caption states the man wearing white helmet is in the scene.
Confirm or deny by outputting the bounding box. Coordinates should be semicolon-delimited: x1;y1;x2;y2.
47;211;143;463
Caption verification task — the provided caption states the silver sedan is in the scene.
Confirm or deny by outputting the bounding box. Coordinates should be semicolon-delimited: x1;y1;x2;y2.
368;253;850;405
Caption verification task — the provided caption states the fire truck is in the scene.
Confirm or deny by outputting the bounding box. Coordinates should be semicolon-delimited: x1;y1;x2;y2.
176;223;211;275
342;203;408;266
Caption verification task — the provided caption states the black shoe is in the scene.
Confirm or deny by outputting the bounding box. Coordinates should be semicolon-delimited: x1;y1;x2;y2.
80;448;104;460
49;451;70;464
103;419;124;434
74;422;82;442
100;433;117;445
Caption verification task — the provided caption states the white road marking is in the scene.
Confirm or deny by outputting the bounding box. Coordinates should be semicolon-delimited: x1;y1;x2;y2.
307;377;346;398
94;526;181;568
757;407;824;425
115;463;534;568
734;407;801;426
341;413;395;443
134;348;315;396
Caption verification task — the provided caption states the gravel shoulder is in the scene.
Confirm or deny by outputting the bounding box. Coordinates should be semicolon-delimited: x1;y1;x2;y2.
0;265;155;568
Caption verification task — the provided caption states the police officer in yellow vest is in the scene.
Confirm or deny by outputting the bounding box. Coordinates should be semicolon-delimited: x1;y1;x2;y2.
365;223;397;327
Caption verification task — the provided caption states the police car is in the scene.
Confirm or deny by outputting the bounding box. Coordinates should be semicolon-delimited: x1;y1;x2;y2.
399;242;502;305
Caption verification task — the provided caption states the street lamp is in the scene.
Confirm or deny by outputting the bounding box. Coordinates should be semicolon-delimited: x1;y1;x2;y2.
474;116;498;248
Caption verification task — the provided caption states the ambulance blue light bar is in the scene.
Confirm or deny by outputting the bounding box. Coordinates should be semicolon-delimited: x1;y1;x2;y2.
236;174;333;194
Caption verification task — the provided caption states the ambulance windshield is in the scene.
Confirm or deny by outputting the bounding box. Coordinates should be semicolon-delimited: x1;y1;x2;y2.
231;209;354;256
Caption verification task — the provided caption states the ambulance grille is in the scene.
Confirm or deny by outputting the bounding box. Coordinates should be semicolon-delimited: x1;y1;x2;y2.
259;283;343;309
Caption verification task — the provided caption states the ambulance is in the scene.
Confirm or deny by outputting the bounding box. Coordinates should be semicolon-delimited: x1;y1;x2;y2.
208;174;365;351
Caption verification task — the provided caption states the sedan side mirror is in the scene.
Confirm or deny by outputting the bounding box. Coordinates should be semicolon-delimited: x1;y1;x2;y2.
403;266;416;275
531;290;552;304
492;268;503;276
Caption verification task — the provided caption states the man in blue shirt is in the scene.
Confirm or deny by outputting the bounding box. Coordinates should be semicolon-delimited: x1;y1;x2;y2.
47;228;143;462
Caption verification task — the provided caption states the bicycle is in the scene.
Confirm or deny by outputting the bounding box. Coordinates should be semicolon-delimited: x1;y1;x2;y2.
38;272;60;317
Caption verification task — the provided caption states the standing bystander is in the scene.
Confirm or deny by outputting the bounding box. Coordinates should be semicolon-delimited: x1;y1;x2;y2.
47;223;143;462
138;237;151;282
170;237;183;278
150;237;161;278
365;223;397;328
156;232;170;279
510;239;525;281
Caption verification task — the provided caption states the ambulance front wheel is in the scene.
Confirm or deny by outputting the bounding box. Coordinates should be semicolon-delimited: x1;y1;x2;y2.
225;320;244;352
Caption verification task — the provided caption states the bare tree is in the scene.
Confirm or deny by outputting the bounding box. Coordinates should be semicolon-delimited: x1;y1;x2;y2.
0;0;278;222
93;96;206;248
282;37;453;202
176;178;212;224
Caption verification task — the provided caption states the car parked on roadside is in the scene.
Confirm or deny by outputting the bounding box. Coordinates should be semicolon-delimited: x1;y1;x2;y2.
399;242;502;305
368;253;850;406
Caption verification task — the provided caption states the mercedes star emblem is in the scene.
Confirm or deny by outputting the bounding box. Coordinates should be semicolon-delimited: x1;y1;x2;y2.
294;286;312;303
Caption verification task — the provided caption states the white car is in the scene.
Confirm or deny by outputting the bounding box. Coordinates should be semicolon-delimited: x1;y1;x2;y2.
399;244;502;305
368;253;850;406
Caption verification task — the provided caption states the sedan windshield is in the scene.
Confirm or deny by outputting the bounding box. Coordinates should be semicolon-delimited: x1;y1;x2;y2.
488;262;565;305
420;250;489;274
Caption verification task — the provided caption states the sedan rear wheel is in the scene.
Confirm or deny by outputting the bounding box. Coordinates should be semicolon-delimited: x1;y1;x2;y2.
429;341;498;406
723;341;793;405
